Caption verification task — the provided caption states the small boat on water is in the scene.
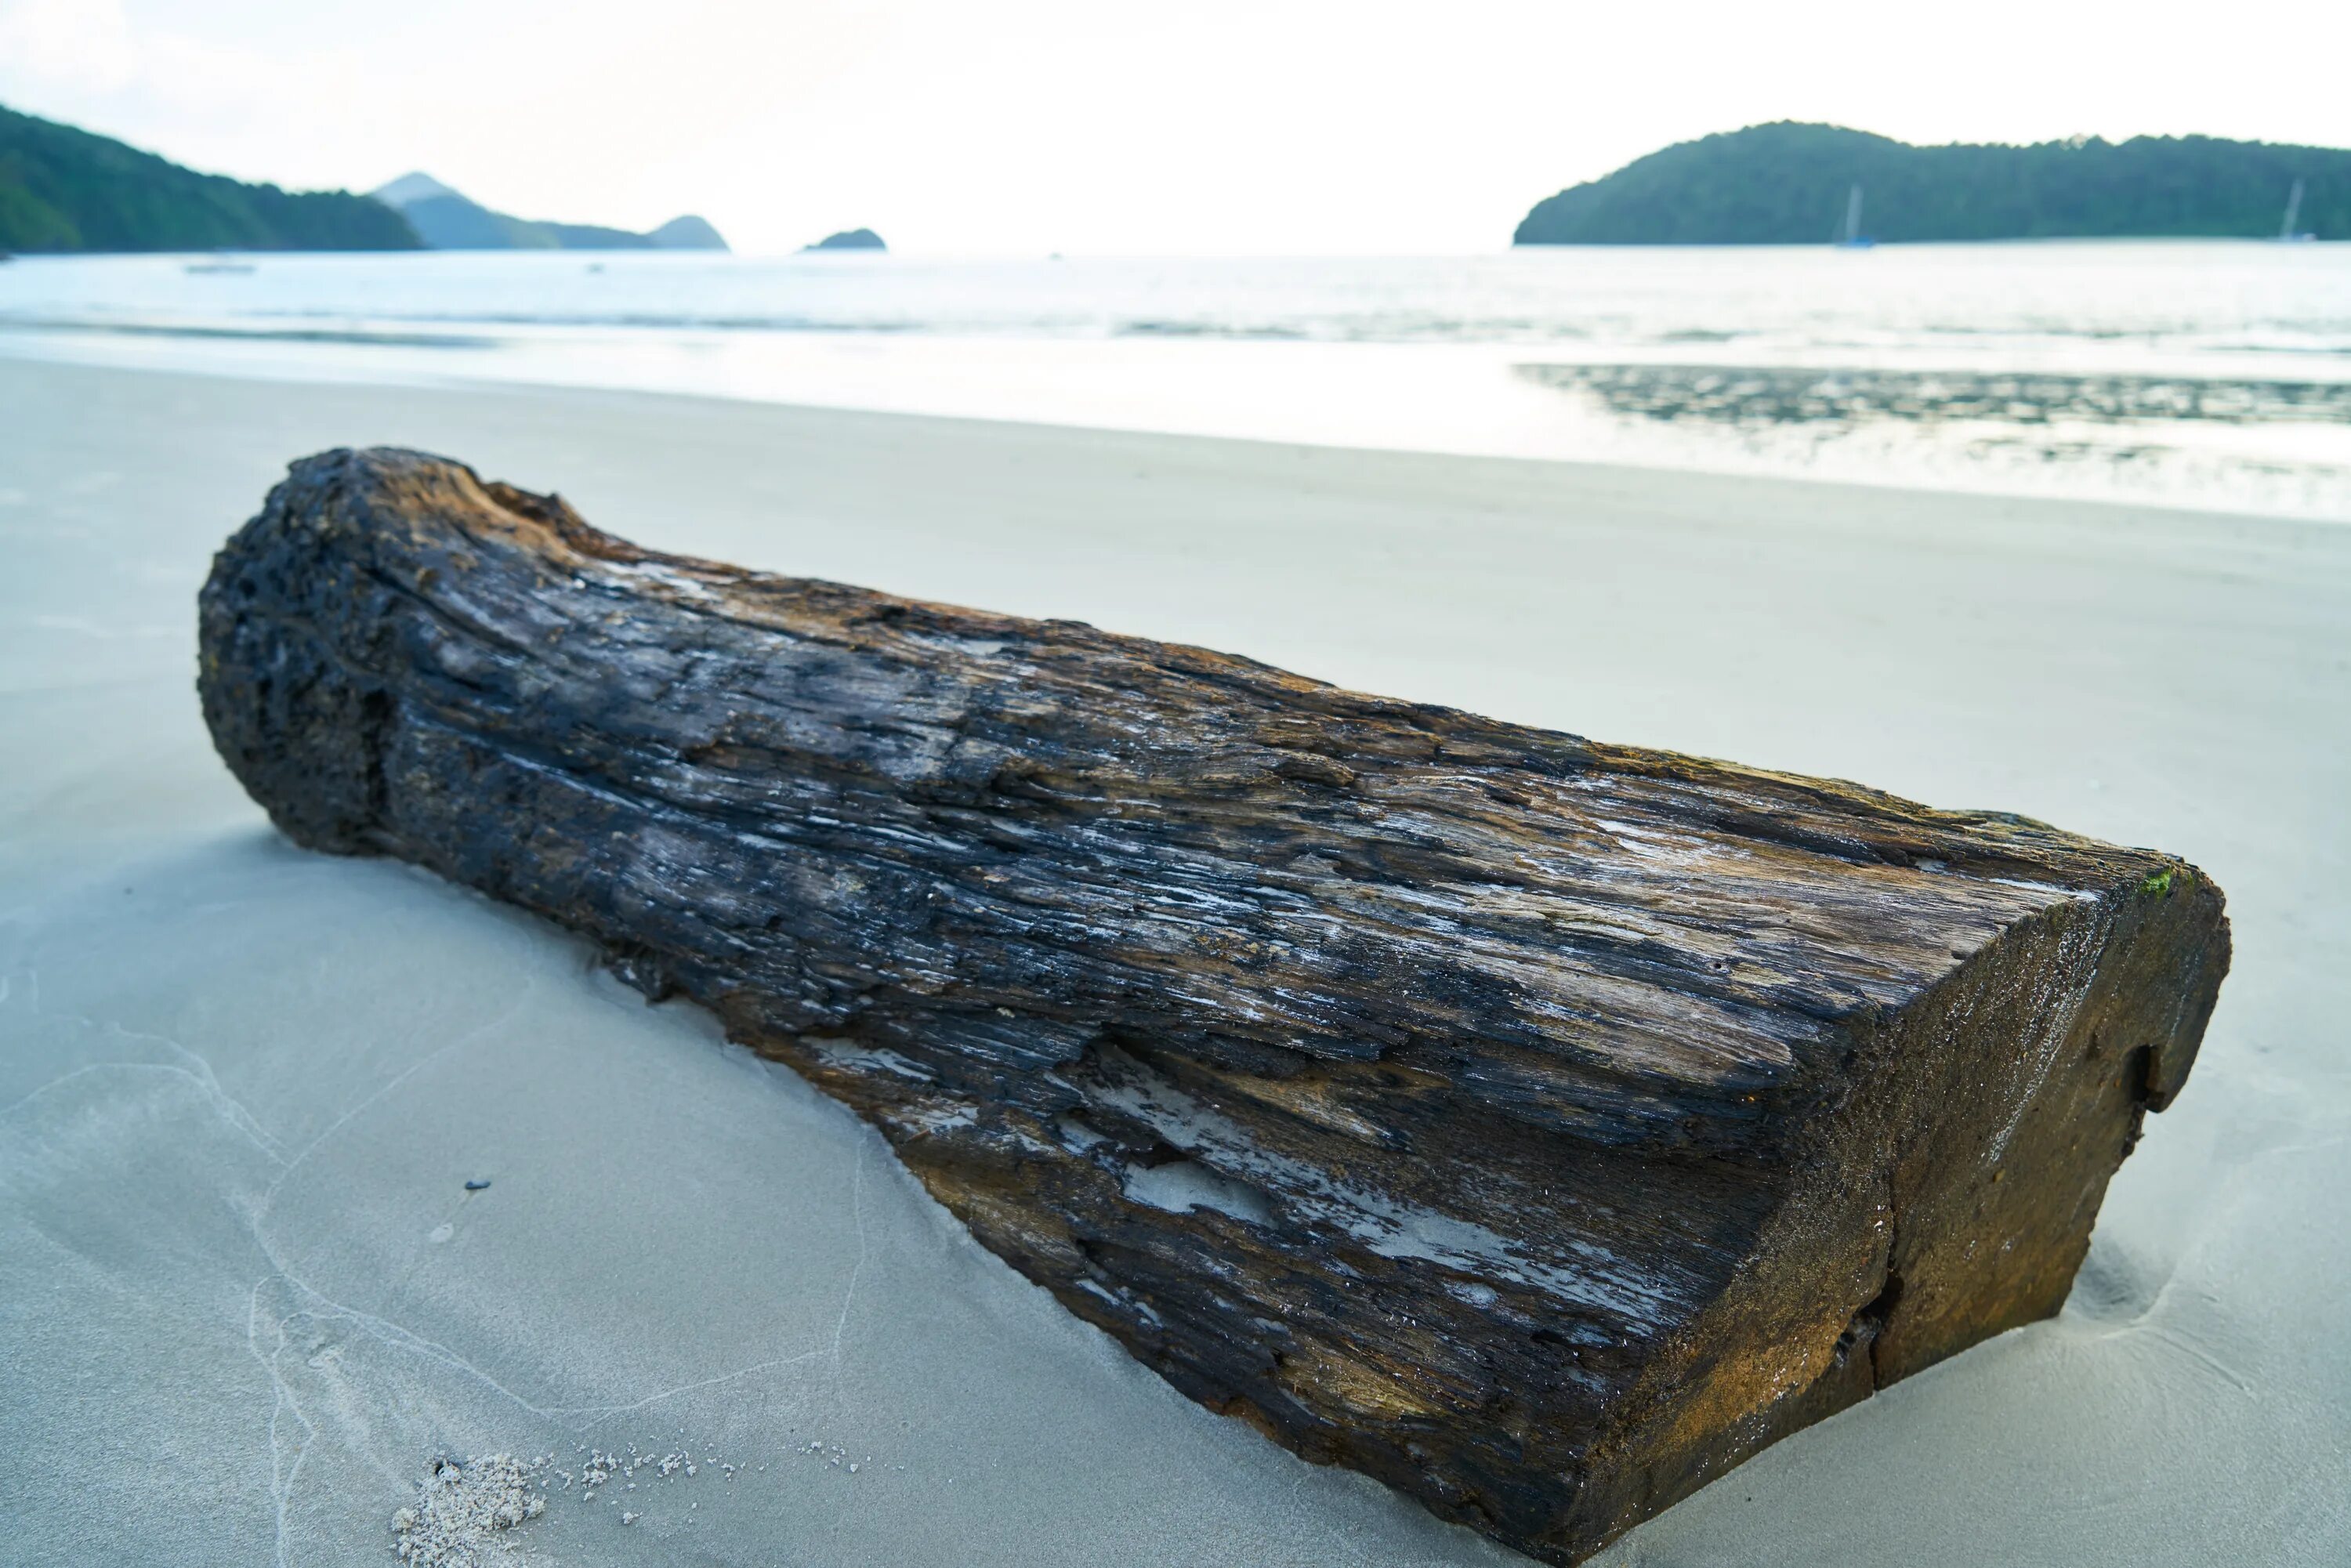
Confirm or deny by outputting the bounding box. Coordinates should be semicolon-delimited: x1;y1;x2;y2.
1834;183;1874;248
184;259;257;275
2277;179;2316;242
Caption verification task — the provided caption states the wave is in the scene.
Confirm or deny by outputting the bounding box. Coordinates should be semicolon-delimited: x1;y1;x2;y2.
0;315;502;350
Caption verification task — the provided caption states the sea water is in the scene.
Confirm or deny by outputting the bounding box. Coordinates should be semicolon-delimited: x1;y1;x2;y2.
3;242;2347;519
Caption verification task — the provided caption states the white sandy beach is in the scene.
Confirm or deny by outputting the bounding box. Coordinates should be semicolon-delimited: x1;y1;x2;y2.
3;355;2348;1566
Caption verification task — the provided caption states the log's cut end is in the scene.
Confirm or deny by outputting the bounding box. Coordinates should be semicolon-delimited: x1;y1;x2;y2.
196;447;2231;1566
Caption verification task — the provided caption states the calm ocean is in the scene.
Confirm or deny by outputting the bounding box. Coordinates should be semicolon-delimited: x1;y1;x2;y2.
5;241;2347;519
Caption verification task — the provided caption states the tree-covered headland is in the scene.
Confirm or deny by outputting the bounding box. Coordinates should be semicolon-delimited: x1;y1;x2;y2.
1515;123;2349;244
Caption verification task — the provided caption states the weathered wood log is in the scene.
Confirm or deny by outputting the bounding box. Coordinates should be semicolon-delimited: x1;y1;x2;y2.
197;448;2229;1565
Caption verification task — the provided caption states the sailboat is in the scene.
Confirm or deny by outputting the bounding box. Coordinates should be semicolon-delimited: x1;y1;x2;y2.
2277;179;2315;243
1835;183;1874;248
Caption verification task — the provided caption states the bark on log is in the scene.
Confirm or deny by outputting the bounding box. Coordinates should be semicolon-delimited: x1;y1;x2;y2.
197;449;2230;1565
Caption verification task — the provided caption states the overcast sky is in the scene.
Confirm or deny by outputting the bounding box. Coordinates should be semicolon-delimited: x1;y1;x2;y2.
3;0;2346;255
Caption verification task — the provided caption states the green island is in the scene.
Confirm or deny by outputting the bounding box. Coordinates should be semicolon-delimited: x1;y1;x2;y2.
1;101;417;253
1515;122;2349;244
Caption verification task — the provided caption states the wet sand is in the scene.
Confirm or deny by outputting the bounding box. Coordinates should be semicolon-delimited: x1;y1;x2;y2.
3;357;2346;1566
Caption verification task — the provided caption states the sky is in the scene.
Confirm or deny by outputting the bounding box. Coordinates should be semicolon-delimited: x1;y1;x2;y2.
2;0;2347;255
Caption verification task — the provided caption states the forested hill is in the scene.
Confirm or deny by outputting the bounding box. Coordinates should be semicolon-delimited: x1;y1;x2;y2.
0;103;418;253
1514;123;2350;244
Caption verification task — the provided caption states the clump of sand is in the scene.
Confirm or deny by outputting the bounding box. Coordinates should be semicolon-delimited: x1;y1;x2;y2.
389;1436;772;1561
389;1454;548;1567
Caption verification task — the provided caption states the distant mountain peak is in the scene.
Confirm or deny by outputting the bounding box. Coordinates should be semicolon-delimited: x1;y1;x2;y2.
370;172;464;208
648;215;726;251
802;228;886;252
362;172;728;253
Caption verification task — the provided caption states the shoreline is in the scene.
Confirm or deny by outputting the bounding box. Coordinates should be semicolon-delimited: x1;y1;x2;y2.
5;357;2348;1566
4;328;2346;539
5;241;2349;525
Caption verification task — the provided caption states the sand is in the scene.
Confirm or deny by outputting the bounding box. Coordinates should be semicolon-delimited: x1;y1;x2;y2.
2;357;2346;1566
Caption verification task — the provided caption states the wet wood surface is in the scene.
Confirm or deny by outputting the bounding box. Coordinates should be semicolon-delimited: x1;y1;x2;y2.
198;448;2230;1564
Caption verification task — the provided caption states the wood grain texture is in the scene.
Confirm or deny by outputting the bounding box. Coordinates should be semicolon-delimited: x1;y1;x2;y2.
197;448;2230;1564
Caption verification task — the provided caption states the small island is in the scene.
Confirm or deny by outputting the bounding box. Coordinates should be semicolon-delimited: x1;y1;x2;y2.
802;227;886;252
1515;122;2348;244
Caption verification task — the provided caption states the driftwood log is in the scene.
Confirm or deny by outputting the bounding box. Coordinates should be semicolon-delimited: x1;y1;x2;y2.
197;449;2229;1565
